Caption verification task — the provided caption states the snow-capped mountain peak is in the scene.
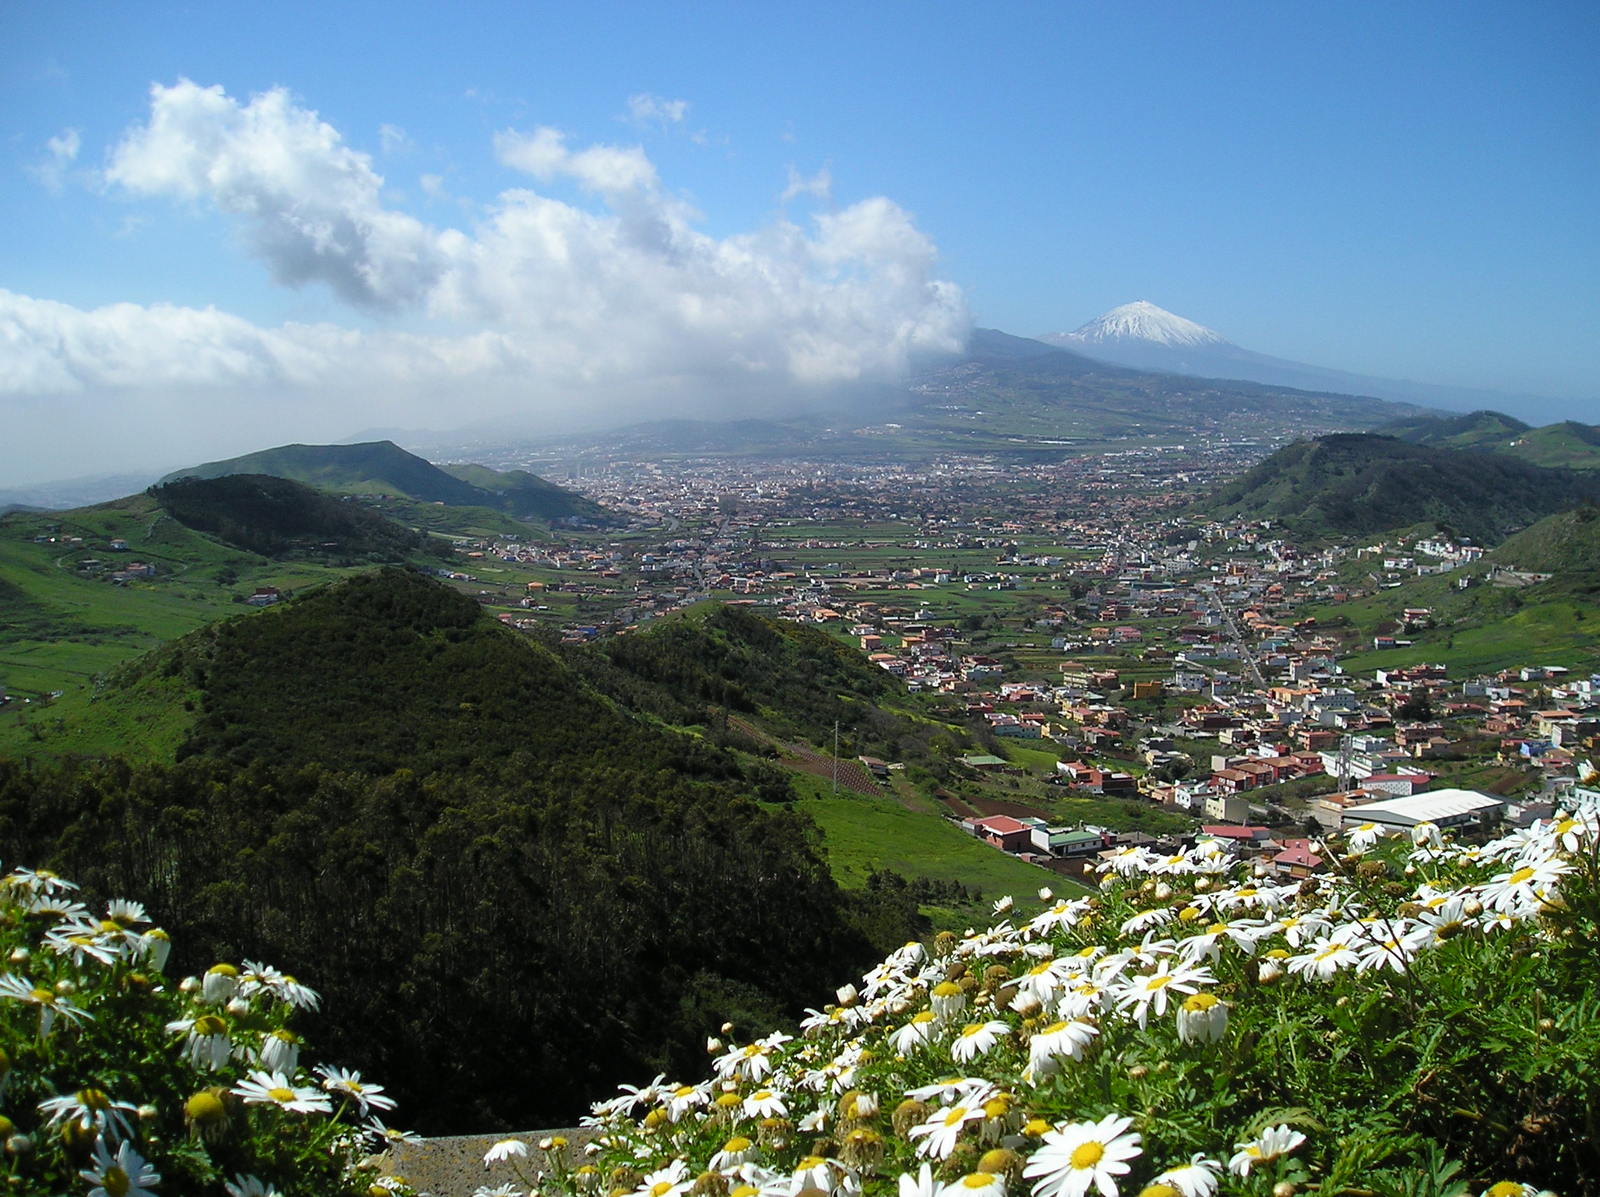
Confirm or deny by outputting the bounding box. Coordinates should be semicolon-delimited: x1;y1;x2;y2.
1063;300;1229;348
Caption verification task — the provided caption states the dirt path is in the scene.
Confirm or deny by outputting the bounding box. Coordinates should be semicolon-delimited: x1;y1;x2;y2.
383;1129;593;1197
727;715;883;796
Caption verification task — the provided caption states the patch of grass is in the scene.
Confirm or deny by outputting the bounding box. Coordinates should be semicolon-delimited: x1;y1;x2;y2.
789;775;1071;922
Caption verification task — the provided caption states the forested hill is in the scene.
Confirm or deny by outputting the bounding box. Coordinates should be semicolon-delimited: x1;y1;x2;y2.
163;438;611;523
0;569;915;1133
1196;433;1600;545
149;473;445;562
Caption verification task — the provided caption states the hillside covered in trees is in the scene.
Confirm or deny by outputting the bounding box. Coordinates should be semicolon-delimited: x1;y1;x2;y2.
1197;432;1600;544
150;473;447;562
0;570;921;1132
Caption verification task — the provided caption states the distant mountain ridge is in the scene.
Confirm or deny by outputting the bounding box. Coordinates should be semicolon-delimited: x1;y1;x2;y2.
1042;301;1580;421
907;327;1429;440
1197;432;1600;545
164;440;609;523
1377;410;1600;471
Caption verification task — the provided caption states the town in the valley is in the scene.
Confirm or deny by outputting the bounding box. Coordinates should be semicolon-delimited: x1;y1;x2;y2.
387;435;1599;885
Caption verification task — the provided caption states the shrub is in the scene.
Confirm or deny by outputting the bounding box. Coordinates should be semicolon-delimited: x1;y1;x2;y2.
0;865;415;1195
538;798;1600;1196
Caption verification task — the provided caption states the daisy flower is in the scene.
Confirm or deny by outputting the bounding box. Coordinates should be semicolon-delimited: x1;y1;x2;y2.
81;1138;161;1197
224;1176;283;1197
743;1088;788;1119
233;1069;333;1115
1174;992;1228;1044
1354;922;1431;974
909;1103;985;1159
484;1138;529;1165
39;1087;139;1141
1026;1019;1098;1078
890;1011;939;1055
316;1064;397;1114
930;981;968;1021
1286;935;1359;981
1023;1113;1142;1197
790;1154;845;1193
635;1160;692;1197
1227;1124;1307;1177
899;1163;939;1197
1149;1153;1222;1197
364;1117;422;1148
1481;857;1571;914
1345;822;1387;853
941;1174;1006;1197
239;960;322;1010
167;1012;233;1070
0;972;94;1036
951;1021;1011;1064
43;918;126;967
710;1135;758;1171
1112;961;1214;1029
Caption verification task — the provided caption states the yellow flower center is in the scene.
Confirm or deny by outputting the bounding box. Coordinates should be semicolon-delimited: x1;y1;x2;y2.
1183;992;1220;1013
651;1183;673;1197
185;1091;226;1124
78;1088;110;1111
1070;1140;1105;1168
724;1137;751;1153
268;1087;296;1104
1508;867;1536;885
1145;974;1173;991
102;1166;131;1197
1139;1186;1181;1197
961;1175;994;1190
960;1024;984;1039
944;1106;969;1126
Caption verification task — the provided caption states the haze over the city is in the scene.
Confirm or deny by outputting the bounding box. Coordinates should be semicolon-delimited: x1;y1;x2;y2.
3;0;1596;486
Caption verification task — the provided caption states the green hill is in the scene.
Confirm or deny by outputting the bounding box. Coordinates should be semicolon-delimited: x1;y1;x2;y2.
150;473;443;562
1376;408;1531;450
438;461;607;521
165;439;610;523
1505;420;1600;470
1198;433;1600;545
1381;410;1600;471
1489;505;1600;576
0;569;915;1134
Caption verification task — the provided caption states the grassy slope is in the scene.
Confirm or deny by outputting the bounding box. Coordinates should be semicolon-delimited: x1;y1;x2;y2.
1309;565;1600;676
789;776;1065;931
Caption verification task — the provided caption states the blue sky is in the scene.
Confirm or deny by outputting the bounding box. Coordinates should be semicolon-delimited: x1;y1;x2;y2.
3;1;1597;483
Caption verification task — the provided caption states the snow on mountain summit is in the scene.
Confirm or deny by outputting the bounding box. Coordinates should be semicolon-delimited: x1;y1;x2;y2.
1063;300;1229;348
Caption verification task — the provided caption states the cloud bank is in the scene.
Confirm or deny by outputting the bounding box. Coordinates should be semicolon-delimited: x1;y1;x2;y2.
4;80;967;480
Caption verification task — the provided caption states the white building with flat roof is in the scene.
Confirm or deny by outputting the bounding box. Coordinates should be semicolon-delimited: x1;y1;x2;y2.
1340;787;1504;833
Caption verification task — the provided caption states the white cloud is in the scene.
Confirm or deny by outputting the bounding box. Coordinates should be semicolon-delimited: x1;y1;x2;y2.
626;93;689;126
781;164;832;204
378;122;412;155
493;125;659;196
105;80;444;310
28;127;81;191
5;80;969;480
